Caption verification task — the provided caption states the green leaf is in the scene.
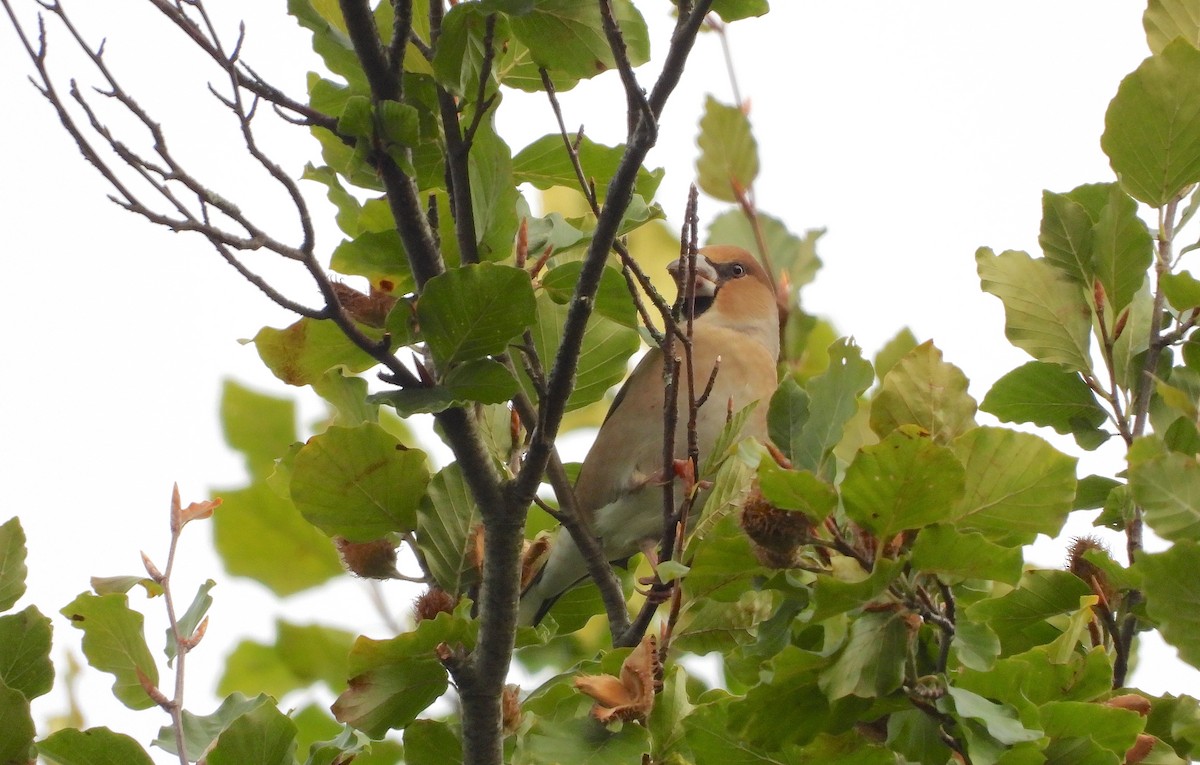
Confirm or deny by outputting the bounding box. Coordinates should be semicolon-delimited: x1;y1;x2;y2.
166;580;214;666
337;94;372;137
287;0;367;92
1041;701;1145;756
220;381;296;480
275;622;354;694
404;719;462;765
252;318;383;387
213;482;343;596
1112;284;1155;389
956;646;1113;708
870;340;976;444
674;591;772;654
218;641;298;701
304;164;364;237
1130;443;1200;541
953;620;1002;671
767;377;810;463
1162;270;1200;311
522;291;641;411
683;513;762;603
513;134;664;202
818;609;912;699
1092;183;1153;315
1145;0;1200;53
60;593;159;710
0;606;52;700
981;361;1108;438
707;211;823;290
291;424;431;541
910;525;1023;584
468;113;521;261
372;358;521;416
206;703;299;765
792;338;874;478
756;461;837;523
841;426;966;537
873;327;919;382
809;558;904;622
952;426;1078;545
945;687;1043;745
540;261;637;328
1142;541;1200;668
505;0;649;82
1144;693;1200;759
887;709;954;765
1040;188;1097;283
733;647;835;748
1075;475;1121;510
37;727;155;765
977;248;1093;372
523;210;588;254
0;681;34;763
418;263;536;367
696;96;759;202
417;463;481;596
1103;39;1200;207
153;693;274;760
333;612;475;738
330;230;414;292
314;367;378;426
432;5;506;98
966;570;1092;655
0;517;27;612
521;716;651;765
711;0;770;22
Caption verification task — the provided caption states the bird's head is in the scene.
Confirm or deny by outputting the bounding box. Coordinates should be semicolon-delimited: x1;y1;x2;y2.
668;245;780;356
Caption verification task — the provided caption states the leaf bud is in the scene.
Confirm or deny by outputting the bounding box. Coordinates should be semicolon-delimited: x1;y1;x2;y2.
141;551;164;583
1112;307;1130;341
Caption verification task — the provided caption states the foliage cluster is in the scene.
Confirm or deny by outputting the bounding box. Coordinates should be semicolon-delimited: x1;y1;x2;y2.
4;1;1200;764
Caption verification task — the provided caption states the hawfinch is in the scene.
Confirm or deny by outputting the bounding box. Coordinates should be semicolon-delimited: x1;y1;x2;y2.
519;245;781;626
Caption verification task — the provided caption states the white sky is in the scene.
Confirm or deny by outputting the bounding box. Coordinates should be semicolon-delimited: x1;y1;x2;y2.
2;0;1197;756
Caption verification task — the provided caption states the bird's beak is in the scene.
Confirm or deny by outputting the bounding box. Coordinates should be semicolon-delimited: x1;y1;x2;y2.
667;254;719;297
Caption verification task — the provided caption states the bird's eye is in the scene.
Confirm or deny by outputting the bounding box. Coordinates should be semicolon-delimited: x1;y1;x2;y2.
731;263;747;277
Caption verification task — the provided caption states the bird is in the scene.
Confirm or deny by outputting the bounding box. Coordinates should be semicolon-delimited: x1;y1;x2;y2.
519;244;781;626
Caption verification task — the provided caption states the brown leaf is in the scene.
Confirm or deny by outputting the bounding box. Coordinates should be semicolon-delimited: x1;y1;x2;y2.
180;498;220;527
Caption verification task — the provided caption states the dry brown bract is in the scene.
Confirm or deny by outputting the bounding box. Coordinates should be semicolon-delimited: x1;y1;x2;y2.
573;634;660;724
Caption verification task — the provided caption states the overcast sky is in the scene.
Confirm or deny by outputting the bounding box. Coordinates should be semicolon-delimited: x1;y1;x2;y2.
2;1;1196;754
